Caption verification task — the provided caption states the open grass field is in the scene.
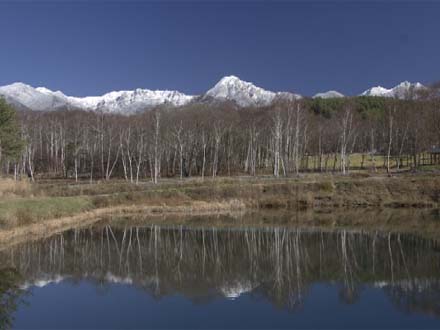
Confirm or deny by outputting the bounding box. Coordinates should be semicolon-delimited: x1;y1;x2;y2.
298;152;439;172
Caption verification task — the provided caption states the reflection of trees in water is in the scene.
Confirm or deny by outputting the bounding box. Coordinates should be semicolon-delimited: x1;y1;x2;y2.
1;225;440;315
382;279;440;318
0;268;25;329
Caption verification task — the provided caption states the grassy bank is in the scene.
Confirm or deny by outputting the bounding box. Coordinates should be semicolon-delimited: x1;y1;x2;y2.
0;173;439;230
0;196;93;228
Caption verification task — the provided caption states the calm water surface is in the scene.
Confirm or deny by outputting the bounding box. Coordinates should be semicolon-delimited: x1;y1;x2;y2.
1;213;440;329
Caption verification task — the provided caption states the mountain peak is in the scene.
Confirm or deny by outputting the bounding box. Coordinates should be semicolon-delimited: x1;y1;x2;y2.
35;86;53;94
361;81;425;98
0;78;429;114
0;82;195;113
2;82;34;91
213;75;260;90
217;75;242;84
397;80;411;87
361;85;391;97
206;75;276;107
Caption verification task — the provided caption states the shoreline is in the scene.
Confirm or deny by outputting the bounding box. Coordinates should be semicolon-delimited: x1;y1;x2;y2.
0;200;246;250
1;206;440;252
0;174;439;248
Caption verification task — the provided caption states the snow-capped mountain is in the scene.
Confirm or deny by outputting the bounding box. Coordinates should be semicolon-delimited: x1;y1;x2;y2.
68;89;194;113
313;90;344;99
204;75;301;107
360;81;425;99
205;75;274;107
0;82;195;114
0;77;429;114
0;83;71;111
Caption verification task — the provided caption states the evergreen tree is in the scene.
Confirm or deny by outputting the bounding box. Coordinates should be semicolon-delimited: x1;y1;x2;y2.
0;98;23;163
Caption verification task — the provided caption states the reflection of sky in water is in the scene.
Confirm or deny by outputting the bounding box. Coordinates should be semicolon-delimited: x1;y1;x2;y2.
2;224;440;329
13;281;440;329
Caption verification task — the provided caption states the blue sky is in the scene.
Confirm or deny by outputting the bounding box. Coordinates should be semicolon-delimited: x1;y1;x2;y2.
0;1;438;96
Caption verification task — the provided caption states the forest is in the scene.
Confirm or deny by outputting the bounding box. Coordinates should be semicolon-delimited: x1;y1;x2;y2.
0;87;439;183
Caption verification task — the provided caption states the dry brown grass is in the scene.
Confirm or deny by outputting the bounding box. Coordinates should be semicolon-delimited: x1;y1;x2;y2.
0;178;32;198
0;173;438;234
0;199;246;250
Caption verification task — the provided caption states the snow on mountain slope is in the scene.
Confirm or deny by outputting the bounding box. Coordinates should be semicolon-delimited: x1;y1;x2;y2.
0;83;195;114
0;77;428;114
205;76;276;107
361;81;425;99
205;75;300;107
313;90;344;99
0;83;69;111
68;89;195;113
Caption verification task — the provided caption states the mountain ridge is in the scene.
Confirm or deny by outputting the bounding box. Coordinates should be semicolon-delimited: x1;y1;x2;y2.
360;81;425;98
0;77;426;114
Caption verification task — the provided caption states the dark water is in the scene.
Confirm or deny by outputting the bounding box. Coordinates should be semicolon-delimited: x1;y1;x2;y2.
1;218;440;329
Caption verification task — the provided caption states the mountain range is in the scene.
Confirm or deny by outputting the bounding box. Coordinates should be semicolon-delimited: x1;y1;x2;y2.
0;75;426;114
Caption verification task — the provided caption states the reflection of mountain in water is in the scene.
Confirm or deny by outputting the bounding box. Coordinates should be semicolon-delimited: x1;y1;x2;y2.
1;225;440;315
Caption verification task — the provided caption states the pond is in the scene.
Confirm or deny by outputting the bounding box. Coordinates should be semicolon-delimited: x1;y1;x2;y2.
1;211;440;329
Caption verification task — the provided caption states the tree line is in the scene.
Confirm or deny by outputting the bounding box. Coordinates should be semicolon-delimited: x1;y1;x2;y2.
0;88;439;182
